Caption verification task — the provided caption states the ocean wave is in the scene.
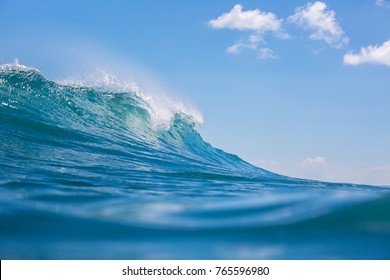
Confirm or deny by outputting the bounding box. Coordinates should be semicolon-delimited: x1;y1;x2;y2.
1;62;389;259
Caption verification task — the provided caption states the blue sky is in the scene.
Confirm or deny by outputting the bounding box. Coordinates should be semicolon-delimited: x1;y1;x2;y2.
1;0;390;185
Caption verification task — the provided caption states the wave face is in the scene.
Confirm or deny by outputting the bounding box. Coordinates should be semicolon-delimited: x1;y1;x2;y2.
1;64;389;259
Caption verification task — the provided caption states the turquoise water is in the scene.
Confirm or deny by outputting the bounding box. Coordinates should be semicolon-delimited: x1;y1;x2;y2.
0;63;389;259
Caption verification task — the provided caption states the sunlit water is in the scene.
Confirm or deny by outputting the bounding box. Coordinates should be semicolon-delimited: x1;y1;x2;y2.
1;63;389;259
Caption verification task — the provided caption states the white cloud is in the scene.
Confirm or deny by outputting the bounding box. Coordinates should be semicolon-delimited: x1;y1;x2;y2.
249;33;263;44
226;42;278;59
209;4;288;59
376;0;390;8
343;39;390;66
289;1;348;48
209;2;348;59
208;4;283;33
257;48;277;60
226;40;257;55
227;43;243;54
302;156;327;167
226;37;277;60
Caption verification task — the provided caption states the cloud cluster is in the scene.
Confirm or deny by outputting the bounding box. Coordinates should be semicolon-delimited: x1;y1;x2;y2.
344;39;390;66
209;2;390;67
208;2;347;59
209;4;287;59
289;2;349;48
209;4;282;32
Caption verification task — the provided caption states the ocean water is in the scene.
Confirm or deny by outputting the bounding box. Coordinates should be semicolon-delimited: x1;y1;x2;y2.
0;63;389;259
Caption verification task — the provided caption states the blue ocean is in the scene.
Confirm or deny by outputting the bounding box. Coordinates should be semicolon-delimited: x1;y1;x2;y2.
0;63;389;259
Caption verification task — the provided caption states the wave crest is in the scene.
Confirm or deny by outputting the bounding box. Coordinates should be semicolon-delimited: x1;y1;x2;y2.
0;62;268;177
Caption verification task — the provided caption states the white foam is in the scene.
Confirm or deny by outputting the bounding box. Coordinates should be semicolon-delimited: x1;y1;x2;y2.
57;70;204;130
1;60;204;130
1;101;18;109
0;59;33;71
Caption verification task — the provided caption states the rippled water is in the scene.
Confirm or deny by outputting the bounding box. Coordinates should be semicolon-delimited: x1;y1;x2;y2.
1;63;389;259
